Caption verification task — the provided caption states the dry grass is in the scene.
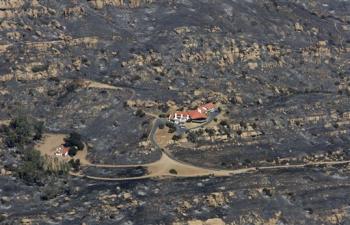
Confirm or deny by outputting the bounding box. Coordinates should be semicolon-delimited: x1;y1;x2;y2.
35;133;90;165
154;127;173;148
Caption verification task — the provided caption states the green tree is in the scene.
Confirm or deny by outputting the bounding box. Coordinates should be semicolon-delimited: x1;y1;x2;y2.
16;148;44;184
33;121;44;140
166;122;176;133
172;134;182;141
64;132;84;150
187;131;198;143
205;128;216;137
2;116;44;148
4;116;33;148
68;146;78;157
169;169;177;174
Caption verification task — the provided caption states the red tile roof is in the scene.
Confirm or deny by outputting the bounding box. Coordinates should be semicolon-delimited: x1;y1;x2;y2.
188;110;207;119
198;102;215;113
170;110;207;120
63;147;69;155
169;102;215;121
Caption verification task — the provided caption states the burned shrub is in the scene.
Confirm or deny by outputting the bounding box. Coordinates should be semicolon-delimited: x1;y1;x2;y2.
243;159;252;166
47;89;58;96
158;104;169;113
134;109;146;117
219;120;228;126
31;64;48;73
48;76;60;83
140;132;149;140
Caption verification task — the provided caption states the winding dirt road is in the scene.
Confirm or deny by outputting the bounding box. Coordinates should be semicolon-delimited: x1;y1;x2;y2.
36;80;350;181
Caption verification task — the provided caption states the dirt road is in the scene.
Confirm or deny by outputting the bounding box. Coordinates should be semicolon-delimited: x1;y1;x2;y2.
36;80;350;181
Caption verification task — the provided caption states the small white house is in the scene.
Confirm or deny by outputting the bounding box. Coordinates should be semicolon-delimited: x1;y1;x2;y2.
54;145;69;157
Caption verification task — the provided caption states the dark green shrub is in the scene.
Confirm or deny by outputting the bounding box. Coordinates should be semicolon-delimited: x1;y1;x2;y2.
68;147;78;157
33;121;44;140
4;116;33;148
69;159;80;171
64;132;84;150
0;214;7;222
169;169;177;174
187;132;198;143
205;128;215;137
31;64;48;73
166;121;176;133
172;135;181;141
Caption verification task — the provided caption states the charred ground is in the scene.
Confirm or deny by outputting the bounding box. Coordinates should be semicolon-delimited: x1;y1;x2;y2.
0;0;350;224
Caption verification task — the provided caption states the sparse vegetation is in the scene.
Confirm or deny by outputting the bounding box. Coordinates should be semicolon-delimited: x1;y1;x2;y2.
40;179;69;201
218;120;231;137
43;156;70;175
187;129;204;143
16;148;70;184
69;159;80;172
205;128;216;138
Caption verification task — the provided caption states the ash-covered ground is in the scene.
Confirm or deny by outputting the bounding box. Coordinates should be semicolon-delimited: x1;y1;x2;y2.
0;0;350;224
